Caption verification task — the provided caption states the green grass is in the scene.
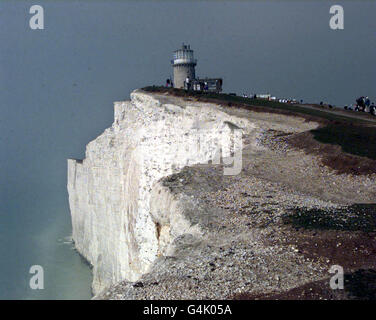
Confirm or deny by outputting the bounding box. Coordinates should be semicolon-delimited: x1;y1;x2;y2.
312;124;376;160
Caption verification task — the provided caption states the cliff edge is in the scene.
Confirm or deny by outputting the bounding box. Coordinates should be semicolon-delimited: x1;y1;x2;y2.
68;89;376;299
68;90;257;294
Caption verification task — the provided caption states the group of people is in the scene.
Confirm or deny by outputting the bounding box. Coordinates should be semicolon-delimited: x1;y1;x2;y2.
344;96;375;115
165;79;173;88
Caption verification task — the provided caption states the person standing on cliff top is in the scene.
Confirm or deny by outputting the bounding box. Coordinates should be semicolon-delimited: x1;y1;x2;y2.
370;103;375;115
185;77;191;90
365;96;371;111
356;97;365;111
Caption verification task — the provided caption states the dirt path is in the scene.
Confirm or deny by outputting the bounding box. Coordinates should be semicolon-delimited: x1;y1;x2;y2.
296;103;376;125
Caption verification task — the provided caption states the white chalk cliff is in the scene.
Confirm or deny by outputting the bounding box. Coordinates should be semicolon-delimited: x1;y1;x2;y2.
67;90;256;294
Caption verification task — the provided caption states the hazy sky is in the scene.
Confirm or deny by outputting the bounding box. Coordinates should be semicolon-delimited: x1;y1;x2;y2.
0;0;375;299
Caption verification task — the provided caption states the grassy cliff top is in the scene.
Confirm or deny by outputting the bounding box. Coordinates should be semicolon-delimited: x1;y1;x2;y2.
143;86;376;175
142;86;376;126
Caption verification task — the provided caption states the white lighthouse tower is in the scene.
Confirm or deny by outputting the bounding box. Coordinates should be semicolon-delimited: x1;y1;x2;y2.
171;43;197;89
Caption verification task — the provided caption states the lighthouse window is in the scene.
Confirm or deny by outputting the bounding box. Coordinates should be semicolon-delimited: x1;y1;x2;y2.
174;50;194;61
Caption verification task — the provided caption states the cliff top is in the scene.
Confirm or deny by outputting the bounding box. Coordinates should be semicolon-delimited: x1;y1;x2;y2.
141;86;376;176
142;86;376;126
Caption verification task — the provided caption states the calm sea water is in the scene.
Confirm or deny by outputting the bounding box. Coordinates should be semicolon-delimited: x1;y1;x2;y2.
0;0;375;299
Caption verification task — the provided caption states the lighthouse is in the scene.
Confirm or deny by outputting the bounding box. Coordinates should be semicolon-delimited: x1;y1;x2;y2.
171;43;197;89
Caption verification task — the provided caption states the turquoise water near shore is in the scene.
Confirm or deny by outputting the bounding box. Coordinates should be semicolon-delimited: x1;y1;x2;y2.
1;0;375;299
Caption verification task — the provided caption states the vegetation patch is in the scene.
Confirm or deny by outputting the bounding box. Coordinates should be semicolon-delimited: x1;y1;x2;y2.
311;124;376;160
282;204;376;232
286;129;376;175
344;269;376;300
232;269;376;300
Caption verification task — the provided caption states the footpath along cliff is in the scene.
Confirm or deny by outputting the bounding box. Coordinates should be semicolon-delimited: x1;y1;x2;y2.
68;89;376;299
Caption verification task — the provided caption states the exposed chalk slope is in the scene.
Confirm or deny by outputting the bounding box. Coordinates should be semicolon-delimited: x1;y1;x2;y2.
67;90;257;294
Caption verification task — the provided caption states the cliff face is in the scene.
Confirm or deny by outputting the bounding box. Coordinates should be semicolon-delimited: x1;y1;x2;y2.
67;90;257;294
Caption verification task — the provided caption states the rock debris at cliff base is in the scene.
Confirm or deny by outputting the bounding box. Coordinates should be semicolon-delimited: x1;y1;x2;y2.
96;163;375;299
